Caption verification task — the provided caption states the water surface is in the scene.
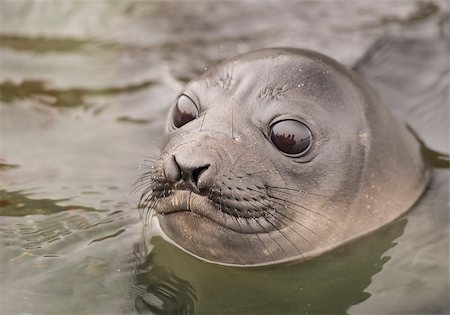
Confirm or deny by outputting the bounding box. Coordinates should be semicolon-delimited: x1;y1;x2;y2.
1;1;448;314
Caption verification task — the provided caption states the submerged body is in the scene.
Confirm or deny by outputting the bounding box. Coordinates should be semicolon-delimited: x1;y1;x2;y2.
140;48;430;266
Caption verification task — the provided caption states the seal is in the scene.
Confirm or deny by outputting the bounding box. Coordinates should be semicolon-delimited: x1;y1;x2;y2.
138;48;430;266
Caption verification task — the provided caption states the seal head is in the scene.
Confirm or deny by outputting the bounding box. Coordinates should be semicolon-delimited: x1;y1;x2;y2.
140;48;429;266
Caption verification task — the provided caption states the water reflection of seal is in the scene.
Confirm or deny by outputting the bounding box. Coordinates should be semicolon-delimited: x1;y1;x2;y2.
139;48;430;266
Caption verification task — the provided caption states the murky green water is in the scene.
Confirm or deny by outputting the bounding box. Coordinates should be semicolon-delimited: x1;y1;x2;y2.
1;1;448;314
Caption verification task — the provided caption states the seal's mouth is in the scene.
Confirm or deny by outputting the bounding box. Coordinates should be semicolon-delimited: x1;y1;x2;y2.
153;190;274;234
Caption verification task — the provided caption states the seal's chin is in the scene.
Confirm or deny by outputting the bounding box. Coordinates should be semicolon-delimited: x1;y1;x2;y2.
154;190;273;234
154;190;287;265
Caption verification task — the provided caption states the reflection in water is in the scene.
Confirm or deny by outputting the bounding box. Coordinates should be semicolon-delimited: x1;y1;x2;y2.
356;1;440;28
0;189;139;315
0;34;116;53
0;79;157;108
134;218;406;314
425;147;450;169
0;189;100;216
135;249;197;315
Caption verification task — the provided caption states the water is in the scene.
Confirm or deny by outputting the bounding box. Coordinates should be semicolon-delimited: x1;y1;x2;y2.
0;1;448;314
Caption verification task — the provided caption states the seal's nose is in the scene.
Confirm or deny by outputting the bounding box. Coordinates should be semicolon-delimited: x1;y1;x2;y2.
163;154;211;192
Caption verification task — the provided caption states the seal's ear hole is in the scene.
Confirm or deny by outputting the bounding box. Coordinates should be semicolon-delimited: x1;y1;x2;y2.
269;120;312;156
173;95;199;128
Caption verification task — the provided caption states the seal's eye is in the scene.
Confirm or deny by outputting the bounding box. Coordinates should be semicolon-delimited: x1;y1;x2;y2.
269;120;312;156
173;95;199;128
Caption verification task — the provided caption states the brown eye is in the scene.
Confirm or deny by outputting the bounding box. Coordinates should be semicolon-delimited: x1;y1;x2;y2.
269;120;312;156
173;95;199;128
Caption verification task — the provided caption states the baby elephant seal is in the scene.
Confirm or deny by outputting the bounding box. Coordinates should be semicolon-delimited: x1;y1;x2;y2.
139;48;430;266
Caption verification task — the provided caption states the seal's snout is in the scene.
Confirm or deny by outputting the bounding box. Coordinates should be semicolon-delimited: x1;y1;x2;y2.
163;152;212;192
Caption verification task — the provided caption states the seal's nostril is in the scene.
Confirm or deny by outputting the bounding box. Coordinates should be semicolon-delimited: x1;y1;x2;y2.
192;164;210;187
166;153;211;191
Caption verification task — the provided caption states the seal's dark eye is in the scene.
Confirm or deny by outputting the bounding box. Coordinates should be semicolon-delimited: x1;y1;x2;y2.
269;120;312;156
173;95;199;128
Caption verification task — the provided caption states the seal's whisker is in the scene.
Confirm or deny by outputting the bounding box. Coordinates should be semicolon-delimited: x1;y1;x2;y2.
133;184;154;198
140;194;157;214
143;208;152;235
132;177;155;195
230;150;247;170
245;169;278;176
229;207;259;258
145;193;162;215
138;193;154;217
266;185;330;199
267;210;318;248
137;184;155;205
145;207;158;235
268;194;333;222
253;217;288;258
134;171;156;183
139;185;164;214
140;191;163;236
133;174;160;192
231;99;235;140
143;209;155;241
230;195;286;256
248;198;314;248
200;110;207;132
134;167;157;180
274;198;334;228
230;169;330;199
217;190;267;258
144;199;159;221
132;169;159;194
263;215;304;257
138;192;152;212
242;186;332;222
254;232;273;260
271;207;329;245
142;154;160;162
